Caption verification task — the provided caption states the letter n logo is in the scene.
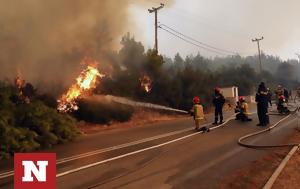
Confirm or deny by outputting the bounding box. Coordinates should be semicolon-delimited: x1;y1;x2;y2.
14;153;56;189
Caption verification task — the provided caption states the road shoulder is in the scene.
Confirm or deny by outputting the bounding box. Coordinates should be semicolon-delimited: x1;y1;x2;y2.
219;128;300;189
272;129;300;189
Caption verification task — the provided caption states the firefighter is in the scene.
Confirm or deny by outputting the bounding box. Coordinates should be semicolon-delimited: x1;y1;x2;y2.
277;95;290;114
237;96;252;122
275;85;284;102
297;87;300;101
256;82;269;126
212;87;225;125
283;88;289;103
191;96;209;132
234;101;241;120
267;88;272;107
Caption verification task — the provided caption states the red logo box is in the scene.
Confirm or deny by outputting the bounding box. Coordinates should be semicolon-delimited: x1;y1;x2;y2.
14;153;56;189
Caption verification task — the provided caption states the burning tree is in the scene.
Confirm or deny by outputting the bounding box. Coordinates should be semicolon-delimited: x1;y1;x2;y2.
14;75;34;104
140;74;152;93
15;76;25;92
57;61;105;112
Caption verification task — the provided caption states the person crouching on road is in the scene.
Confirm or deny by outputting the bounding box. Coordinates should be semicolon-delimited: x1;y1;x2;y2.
275;85;284;104
277;95;290;114
235;101;241;120
237;96;252;122
212;87;225;125
192;96;209;132
283;88;289;104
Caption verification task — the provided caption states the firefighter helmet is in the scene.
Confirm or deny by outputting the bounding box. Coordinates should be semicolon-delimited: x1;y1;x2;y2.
239;96;245;101
193;96;200;104
279;95;285;100
214;87;221;93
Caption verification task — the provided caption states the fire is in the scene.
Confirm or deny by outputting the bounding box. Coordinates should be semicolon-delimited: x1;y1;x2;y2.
14;74;30;104
140;74;152;93
58;63;105;112
15;76;25;90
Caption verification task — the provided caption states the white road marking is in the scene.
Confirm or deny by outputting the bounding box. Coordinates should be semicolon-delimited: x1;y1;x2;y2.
0;171;14;177
56;115;237;178
0;111;249;179
263;145;299;189
0;121;211;179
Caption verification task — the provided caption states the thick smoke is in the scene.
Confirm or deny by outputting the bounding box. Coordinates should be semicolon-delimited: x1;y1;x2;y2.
0;0;173;94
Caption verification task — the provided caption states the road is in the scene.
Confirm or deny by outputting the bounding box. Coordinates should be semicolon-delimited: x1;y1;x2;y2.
0;106;299;189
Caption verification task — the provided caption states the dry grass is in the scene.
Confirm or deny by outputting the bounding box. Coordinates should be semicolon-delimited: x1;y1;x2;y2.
77;103;237;135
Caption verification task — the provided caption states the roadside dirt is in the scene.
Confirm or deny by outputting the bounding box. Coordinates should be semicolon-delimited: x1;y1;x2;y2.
78;104;235;135
219;128;300;189
272;128;300;189
78;109;187;135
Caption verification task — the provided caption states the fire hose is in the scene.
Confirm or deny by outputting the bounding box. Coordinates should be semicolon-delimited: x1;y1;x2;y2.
238;106;300;189
238;106;300;149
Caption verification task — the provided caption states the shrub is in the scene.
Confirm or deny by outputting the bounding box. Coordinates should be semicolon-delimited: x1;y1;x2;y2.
15;101;80;147
0;84;80;159
74;99;134;124
0;113;40;158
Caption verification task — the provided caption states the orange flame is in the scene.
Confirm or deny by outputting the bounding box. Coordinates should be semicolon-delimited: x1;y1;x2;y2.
58;63;105;112
15;76;24;90
140;74;152;93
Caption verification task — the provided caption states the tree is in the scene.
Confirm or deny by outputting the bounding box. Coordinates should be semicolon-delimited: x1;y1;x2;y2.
144;49;164;77
275;62;295;87
119;33;145;72
174;53;184;71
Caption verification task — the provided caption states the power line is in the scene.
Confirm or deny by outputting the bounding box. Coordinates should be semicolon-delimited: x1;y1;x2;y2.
167;8;250;40
158;26;228;56
159;23;239;55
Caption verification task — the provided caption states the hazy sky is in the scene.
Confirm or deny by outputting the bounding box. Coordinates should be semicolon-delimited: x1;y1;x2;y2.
129;0;300;60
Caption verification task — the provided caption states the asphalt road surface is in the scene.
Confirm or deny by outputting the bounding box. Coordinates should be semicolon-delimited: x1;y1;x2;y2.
1;105;299;189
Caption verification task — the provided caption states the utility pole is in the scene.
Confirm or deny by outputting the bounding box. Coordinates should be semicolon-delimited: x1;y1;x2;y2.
148;3;164;54
252;36;264;73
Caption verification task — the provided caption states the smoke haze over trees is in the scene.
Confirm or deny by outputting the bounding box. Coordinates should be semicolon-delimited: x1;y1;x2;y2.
0;0;299;109
98;34;300;110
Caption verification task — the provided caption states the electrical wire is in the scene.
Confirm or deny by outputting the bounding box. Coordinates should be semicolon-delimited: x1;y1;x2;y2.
159;23;239;55
158;26;229;56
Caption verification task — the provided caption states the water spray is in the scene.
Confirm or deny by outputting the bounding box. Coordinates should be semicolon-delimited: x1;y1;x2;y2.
96;95;189;114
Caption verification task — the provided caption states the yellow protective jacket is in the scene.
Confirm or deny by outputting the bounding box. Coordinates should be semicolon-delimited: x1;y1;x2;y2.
240;102;250;115
193;104;204;120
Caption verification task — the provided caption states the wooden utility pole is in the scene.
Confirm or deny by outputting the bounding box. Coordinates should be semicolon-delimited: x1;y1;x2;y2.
252;36;264;73
148;3;164;54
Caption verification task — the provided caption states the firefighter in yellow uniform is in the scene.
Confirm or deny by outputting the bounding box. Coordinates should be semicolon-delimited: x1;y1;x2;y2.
192;96;209;132
239;96;252;122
